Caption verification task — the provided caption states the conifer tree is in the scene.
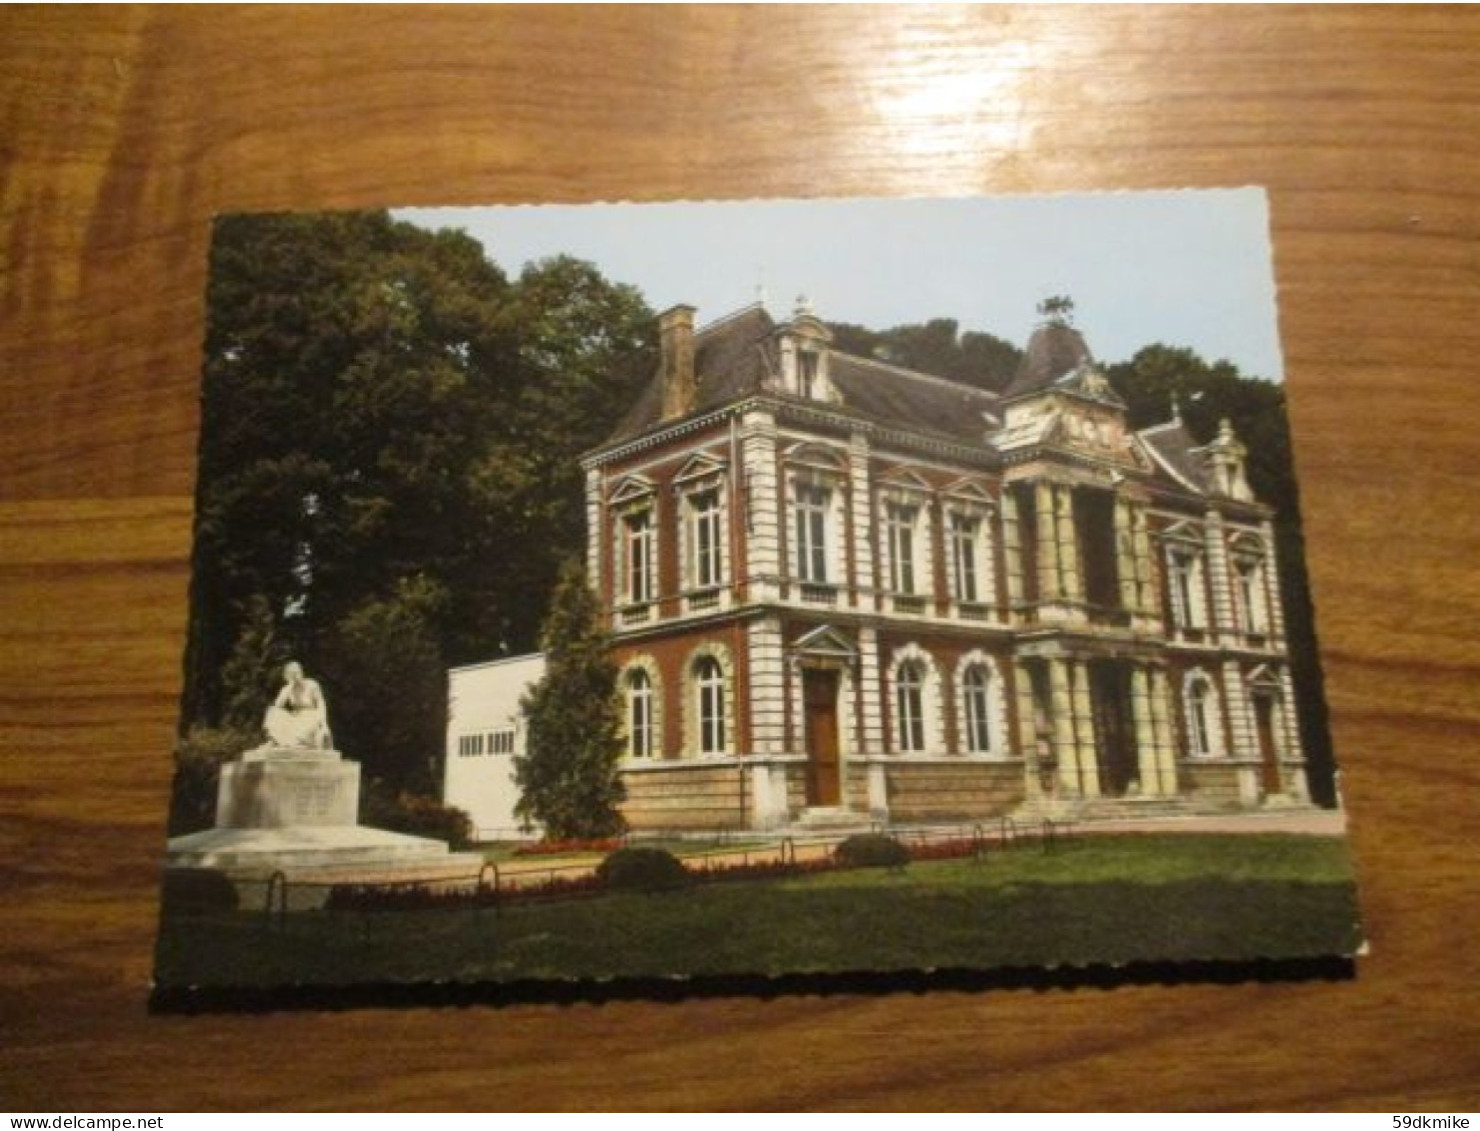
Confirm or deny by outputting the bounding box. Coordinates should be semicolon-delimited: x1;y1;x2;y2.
514;560;626;839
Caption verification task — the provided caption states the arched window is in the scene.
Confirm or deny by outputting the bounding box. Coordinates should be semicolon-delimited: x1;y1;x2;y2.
1186;673;1219;756
962;664;993;753
627;668;654;759
896;660;926;753
696;655;726;755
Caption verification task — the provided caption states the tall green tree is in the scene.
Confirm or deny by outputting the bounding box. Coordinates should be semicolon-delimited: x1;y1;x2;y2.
514;561;626;839
828;318;1022;391
181;212;653;796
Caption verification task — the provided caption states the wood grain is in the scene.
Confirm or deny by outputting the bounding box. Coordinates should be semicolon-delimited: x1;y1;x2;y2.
3;4;1478;1111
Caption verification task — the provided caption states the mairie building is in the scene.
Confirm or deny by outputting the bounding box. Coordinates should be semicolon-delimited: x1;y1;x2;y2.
447;298;1311;835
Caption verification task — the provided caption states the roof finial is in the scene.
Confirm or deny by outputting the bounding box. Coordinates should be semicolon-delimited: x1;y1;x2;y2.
794;293;814;317
1037;294;1075;327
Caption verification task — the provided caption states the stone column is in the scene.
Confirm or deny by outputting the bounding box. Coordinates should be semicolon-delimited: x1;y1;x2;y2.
1130;666;1160;796
1149;667;1178;796
1002;489;1025;612
1035;481;1060;602
1114;496;1138;613
1013;660;1042;800
1049;658;1079;795
1204;510;1237;645
1056;485;1082;605
1070;660;1100;797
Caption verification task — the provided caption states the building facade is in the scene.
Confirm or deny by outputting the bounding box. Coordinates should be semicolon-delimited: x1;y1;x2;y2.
575;299;1310;831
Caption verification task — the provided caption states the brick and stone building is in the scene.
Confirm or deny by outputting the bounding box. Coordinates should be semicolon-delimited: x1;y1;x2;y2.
449;297;1311;833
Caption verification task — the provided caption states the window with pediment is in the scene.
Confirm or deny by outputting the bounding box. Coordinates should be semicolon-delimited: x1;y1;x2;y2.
610;477;658;620
1230;536;1270;636
1163;526;1208;631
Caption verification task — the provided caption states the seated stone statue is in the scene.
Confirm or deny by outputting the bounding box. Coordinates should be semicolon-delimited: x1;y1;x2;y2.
262;661;334;751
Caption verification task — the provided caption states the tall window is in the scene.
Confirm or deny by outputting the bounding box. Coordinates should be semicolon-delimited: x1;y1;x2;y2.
794;482;830;583
886;503;917;594
624;509;653;604
627;669;654;759
1169;550;1204;628
950;513;980;604
962;664;993;753
696;656;726;754
1236;559;1267;633
689;490;723;590
896;661;925;753
1187;676;1215;756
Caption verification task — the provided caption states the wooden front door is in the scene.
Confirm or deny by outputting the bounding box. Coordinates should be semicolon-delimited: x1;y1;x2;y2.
803;668;841;806
1254;695;1282;796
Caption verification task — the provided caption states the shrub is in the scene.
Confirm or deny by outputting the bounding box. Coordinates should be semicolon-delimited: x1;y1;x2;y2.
159;867;239;915
361;785;475;849
167;725;258;835
834;833;911;869
596;846;690;892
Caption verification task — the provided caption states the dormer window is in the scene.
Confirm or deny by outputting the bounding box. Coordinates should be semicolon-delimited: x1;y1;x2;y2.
798;350;819;399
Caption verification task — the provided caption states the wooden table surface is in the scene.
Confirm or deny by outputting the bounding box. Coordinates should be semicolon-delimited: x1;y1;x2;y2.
3;5;1477;1112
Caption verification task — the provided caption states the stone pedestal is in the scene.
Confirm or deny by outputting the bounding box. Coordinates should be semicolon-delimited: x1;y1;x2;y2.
167;745;482;884
217;749;359;828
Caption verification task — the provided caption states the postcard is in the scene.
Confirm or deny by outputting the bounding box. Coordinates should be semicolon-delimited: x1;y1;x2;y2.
154;191;1362;999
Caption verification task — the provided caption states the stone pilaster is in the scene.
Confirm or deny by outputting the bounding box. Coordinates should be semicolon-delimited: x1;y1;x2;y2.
1013;661;1042;800
856;626;885;755
1222;660;1255;760
1130;666;1161;796
584;466;604;599
740;410;780;600
746;617;787;755
1070;660;1100;797
1205;511;1237;644
1056;485;1082;604
1049;658;1079;795
1002;490;1025;611
1262;518;1287;644
847;432;875;608
1133;503;1157;617
1278;666;1304;765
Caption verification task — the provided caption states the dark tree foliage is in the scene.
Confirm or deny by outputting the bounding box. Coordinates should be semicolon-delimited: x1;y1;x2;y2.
181;212;652;795
828;318;1023;392
514;561;627;840
1106;345;1337;806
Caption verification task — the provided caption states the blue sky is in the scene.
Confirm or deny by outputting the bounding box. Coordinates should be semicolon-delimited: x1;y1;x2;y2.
398;189;1284;380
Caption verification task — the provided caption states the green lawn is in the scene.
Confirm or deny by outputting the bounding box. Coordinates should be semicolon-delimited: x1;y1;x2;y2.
154;834;1363;989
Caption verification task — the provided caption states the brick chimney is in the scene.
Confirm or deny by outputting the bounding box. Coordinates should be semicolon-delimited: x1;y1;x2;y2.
658;304;698;421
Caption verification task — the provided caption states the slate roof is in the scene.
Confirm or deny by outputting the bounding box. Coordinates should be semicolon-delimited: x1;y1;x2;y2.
1137;418;1213;494
603;303;1002;449
1001;321;1095;400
